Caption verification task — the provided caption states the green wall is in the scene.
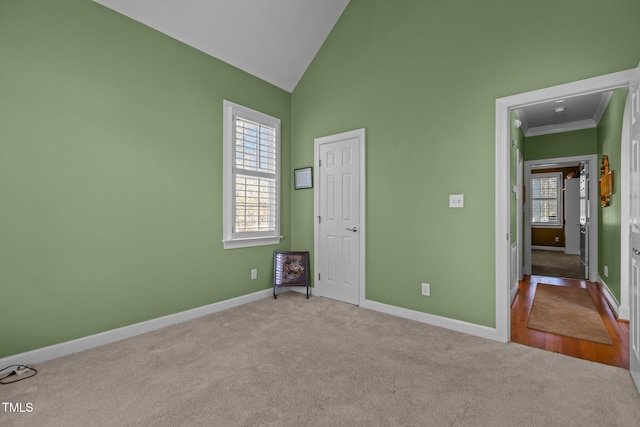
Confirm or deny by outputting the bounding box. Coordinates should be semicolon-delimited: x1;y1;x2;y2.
0;0;291;358
524;128;598;161
291;0;640;327
597;89;627;301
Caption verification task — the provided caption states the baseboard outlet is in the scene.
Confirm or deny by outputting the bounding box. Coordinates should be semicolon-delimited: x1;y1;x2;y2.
362;299;499;342
598;276;628;321
0;288;273;367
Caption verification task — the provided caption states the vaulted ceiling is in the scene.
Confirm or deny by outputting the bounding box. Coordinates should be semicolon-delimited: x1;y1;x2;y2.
93;1;614;135
93;0;351;92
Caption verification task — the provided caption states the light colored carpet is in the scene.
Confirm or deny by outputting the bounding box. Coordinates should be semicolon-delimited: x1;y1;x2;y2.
2;293;640;426
527;283;612;345
531;249;583;279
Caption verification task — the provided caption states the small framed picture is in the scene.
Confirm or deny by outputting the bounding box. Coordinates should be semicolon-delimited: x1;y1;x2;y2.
274;251;309;285
273;251;310;299
294;167;313;190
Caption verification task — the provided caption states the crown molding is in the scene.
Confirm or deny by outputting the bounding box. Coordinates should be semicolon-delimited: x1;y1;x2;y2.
525;118;597;137
593;90;614;124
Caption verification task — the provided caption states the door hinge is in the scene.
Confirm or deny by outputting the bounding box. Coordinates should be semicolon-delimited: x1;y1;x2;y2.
317;216;321;224
319;160;322;167
318;273;321;280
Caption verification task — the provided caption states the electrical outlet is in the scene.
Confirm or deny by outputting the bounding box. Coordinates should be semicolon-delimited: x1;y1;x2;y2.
421;283;431;296
604;266;608;277
555;236;560;243
251;268;257;280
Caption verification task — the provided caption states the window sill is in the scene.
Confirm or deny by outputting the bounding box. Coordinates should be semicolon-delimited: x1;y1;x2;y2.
222;236;283;250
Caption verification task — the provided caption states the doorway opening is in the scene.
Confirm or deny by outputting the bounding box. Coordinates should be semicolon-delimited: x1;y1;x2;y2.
495;69;635;344
523;155;598;282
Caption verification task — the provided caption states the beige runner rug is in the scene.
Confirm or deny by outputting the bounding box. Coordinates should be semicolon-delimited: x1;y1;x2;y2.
527;283;613;345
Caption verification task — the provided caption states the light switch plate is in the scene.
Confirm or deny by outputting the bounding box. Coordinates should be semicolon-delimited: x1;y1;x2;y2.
449;194;464;208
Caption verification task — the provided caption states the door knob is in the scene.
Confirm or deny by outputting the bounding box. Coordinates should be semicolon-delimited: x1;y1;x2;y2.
634;248;640;256
345;226;358;232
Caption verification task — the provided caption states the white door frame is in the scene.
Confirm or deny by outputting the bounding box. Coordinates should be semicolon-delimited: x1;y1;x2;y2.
523;155;598;280
517;149;524;283
313;128;366;306
495;69;634;343
620;100;632;321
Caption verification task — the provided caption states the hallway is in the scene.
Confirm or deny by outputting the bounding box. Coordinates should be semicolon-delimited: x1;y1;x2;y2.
531;249;583;280
511;275;629;369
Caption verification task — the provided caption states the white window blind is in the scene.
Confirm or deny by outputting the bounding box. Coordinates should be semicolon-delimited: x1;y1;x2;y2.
233;117;277;234
531;172;562;227
223;100;281;249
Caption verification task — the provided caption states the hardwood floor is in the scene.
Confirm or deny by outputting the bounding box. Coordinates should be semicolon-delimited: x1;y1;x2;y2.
511;275;630;369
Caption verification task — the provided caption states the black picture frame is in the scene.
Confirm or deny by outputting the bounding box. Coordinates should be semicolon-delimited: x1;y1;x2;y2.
294;167;313;190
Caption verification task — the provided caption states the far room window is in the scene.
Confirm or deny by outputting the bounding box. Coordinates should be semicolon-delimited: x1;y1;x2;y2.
223;100;281;249
530;172;563;228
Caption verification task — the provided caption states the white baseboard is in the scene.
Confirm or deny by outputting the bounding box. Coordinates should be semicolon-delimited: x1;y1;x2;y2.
619;306;631;321
510;284;519;304
284;286;314;297
531;245;565;252
510;243;519;304
598;275;628;321
0;289;273;367
362;299;499;341
2;288;498;368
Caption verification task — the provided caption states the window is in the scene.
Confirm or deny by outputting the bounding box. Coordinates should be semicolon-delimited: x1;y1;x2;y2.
223;100;281;249
530;172;563;227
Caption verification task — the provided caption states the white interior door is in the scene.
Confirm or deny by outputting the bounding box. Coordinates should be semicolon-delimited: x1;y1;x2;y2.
314;129;365;305
628;62;640;392
579;163;590;278
564;178;580;255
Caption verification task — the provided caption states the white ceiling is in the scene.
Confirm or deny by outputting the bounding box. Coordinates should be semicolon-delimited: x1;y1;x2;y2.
90;0;616;131
516;91;613;137
93;0;351;92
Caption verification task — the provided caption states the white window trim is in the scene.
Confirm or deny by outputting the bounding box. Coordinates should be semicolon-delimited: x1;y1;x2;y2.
530;172;563;229
222;100;282;249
